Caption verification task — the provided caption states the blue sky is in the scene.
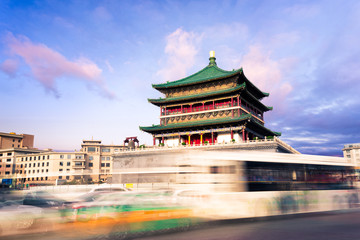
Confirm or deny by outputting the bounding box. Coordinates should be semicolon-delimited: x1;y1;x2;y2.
1;0;359;156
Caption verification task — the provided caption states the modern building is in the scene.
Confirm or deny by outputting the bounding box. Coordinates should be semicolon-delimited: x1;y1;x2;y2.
12;139;129;186
80;139;127;183
140;51;280;147
0;148;43;183
343;144;360;166
0;132;34;149
15;151;86;186
0;132;42;187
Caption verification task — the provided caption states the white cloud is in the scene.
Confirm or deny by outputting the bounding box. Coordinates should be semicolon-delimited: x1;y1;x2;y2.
156;28;203;82
105;60;114;73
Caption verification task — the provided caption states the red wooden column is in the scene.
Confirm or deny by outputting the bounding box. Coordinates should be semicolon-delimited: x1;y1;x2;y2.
162;136;164;144
231;129;233;140
242;129;245;141
153;136;156;146
211;131;214;144
231;97;234;118
160;107;162;126
238;96;240;116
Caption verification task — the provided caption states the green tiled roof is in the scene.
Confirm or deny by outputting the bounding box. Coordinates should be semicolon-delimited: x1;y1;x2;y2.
140;113;280;137
148;83;246;105
241;88;273;111
152;64;242;89
140;114;252;132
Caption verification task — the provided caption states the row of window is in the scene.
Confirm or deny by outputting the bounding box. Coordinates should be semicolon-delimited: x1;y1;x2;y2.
59;155;84;159
26;177;48;181
59;162;71;166
20;155;49;161
0;153;12;156
1;159;12;162
20;162;50;168
86;147;118;152
0;164;12;168
86;163;110;167
19;169;49;174
88;156;112;160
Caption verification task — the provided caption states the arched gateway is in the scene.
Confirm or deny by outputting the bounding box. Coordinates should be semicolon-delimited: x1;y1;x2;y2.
140;51;280;147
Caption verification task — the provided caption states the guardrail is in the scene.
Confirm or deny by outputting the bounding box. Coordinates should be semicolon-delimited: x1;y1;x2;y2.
117;137;300;154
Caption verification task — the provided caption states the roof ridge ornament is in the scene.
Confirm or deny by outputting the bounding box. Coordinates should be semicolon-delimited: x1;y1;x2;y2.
209;50;217;66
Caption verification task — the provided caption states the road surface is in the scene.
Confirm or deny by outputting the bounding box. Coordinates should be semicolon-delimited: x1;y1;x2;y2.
136;210;360;240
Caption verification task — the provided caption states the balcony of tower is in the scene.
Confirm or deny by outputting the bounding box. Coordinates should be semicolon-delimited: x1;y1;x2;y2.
159;97;265;126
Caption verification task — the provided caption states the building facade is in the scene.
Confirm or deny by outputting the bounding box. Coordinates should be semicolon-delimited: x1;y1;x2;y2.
0;148;43;184
140;51;280;147
343;144;360;166
0;132;41;187
0;132;34;149
12;139;128;186
80;139;127;183
15;151;86;186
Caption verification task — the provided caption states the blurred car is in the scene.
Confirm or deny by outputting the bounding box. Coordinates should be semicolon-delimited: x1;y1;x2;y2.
23;191;65;209
88;186;131;193
0;200;45;237
59;191;198;239
158;189;210;206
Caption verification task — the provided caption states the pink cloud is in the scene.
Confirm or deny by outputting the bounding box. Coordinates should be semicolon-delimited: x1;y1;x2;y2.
3;33;114;98
241;45;293;115
0;59;18;78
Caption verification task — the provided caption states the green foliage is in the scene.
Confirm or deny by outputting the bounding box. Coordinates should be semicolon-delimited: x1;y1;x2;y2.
181;142;186;146
159;143;165;147
231;139;235;142
139;144;146;149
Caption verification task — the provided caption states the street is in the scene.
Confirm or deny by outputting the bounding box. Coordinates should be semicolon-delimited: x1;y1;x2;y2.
136;210;360;240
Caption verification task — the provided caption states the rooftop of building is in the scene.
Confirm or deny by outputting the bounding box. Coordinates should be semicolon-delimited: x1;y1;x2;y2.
0;148;43;153
149;84;246;105
140;113;280;137
151;51;269;99
343;144;360;149
0;132;25;138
